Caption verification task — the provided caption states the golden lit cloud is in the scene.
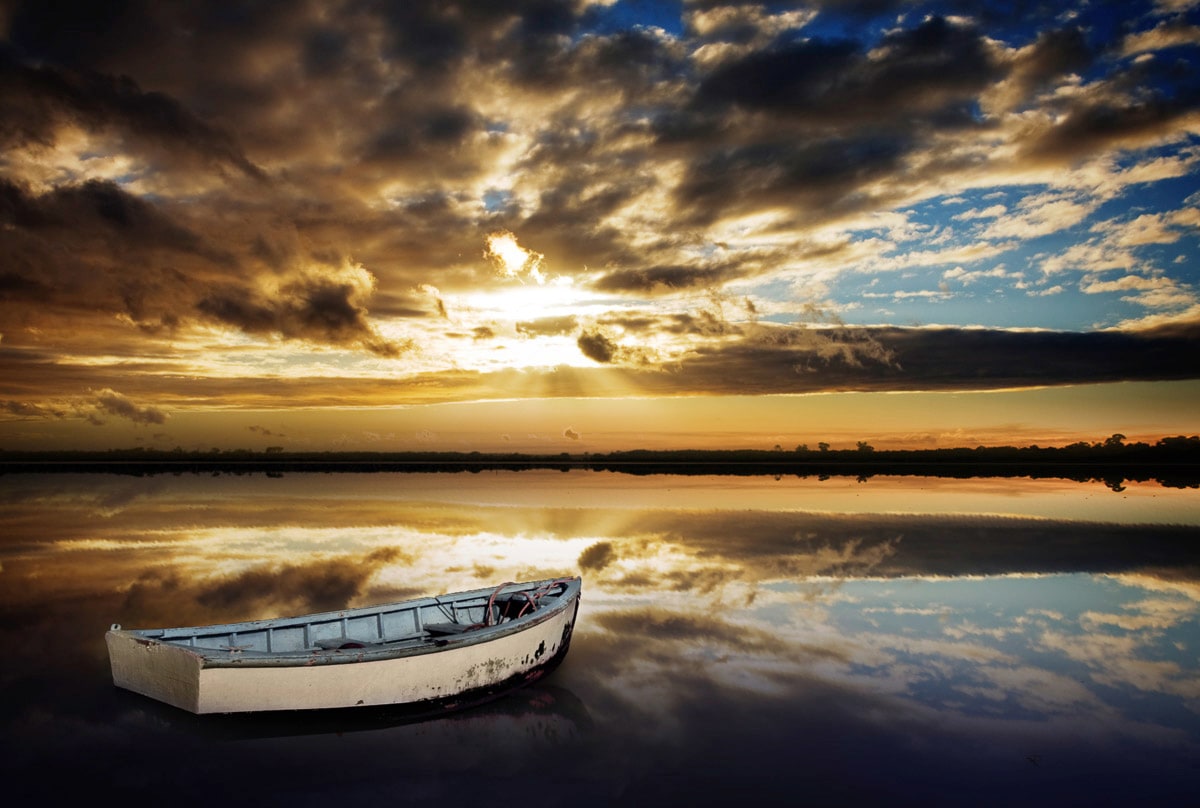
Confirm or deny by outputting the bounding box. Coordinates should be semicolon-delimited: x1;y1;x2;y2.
485;231;547;285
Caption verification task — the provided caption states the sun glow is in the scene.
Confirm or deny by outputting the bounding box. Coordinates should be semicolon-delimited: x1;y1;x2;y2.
460;231;599;368
485;231;546;284
462;278;582;315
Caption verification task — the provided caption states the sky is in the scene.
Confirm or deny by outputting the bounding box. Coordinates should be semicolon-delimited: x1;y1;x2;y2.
1;0;1198;452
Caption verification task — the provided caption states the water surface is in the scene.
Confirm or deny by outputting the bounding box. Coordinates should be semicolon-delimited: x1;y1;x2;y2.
1;471;1197;805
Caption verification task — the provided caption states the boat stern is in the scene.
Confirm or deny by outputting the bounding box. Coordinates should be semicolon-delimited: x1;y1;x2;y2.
106;626;205;714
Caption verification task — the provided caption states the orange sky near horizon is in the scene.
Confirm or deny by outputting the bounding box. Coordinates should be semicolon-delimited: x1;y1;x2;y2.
2;379;1194;453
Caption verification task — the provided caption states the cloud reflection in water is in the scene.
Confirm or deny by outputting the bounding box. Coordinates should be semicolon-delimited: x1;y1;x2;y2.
0;471;1196;804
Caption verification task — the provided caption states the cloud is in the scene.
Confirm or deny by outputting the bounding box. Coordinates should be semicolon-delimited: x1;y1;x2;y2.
485;231;546;284
952;204;1007;221
516;316;578;337
607;323;1200;395
118;547;408;625
1081;275;1171;294
593;260;747;293
980;193;1096;240
693;16;1000;123
1121;20;1200;57
2;399;64;418
0;47;264;179
1016;70;1200;164
577;329;619;364
1;178;207;249
196;264;408;357
1092;211;1198;247
1;177;405;356
0;0;1196;438
982;25;1093;115
591;607;797;657
0;319;1195;416
91;388;167;425
578;541;616;571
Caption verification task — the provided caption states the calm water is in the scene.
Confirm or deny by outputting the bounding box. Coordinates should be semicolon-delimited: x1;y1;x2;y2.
1;471;1197;805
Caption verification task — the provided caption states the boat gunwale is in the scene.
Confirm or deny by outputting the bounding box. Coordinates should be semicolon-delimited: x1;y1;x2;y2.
107;577;581;669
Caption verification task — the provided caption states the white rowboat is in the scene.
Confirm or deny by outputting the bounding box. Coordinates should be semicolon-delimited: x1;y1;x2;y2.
106;577;581;715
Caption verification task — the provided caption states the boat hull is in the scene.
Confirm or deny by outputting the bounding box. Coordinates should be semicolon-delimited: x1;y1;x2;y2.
106;578;580;715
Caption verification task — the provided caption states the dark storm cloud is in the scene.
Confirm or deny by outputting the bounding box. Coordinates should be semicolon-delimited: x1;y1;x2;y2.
0;181;402;358
300;26;351;78
576;323;662;366
1008;21;1200;160
371;0;632;96
360;103;485;175
658;329;896;392
0;177;215;256
1010;25;1094;90
0;267;48;300
0;46;263;178
196;273;408;357
593;261;746;293
690;16;1006;130
562;321;1200;395
870;324;1200;389
2;1;513;185
670;16;1012;223
0;178;224;331
1020;90;1200;163
502;20;685;105
374;2;480;73
0;173;406;355
5;0;181;69
674;134;912;225
685;323;1200;393
693;38;864;114
577;329;618;363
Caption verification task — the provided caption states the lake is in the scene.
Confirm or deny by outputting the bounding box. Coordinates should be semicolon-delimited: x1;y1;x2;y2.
1;470;1197;805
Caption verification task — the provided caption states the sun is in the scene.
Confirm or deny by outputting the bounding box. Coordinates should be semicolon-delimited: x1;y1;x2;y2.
484;231;546;284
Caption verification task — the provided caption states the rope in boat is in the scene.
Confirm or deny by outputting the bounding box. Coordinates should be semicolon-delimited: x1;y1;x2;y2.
475;578;575;628
483;581;515;627
513;578;574;619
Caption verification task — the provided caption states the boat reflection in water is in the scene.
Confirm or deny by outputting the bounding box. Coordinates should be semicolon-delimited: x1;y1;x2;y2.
114;680;594;745
0;471;1197;805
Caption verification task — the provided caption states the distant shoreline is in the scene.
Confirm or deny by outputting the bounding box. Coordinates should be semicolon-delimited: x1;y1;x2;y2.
2;439;1197;487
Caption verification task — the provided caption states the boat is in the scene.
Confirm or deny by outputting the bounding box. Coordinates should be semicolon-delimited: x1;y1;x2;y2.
106;576;581;715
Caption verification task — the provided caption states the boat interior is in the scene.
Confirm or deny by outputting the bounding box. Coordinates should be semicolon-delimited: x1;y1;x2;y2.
119;579;575;656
